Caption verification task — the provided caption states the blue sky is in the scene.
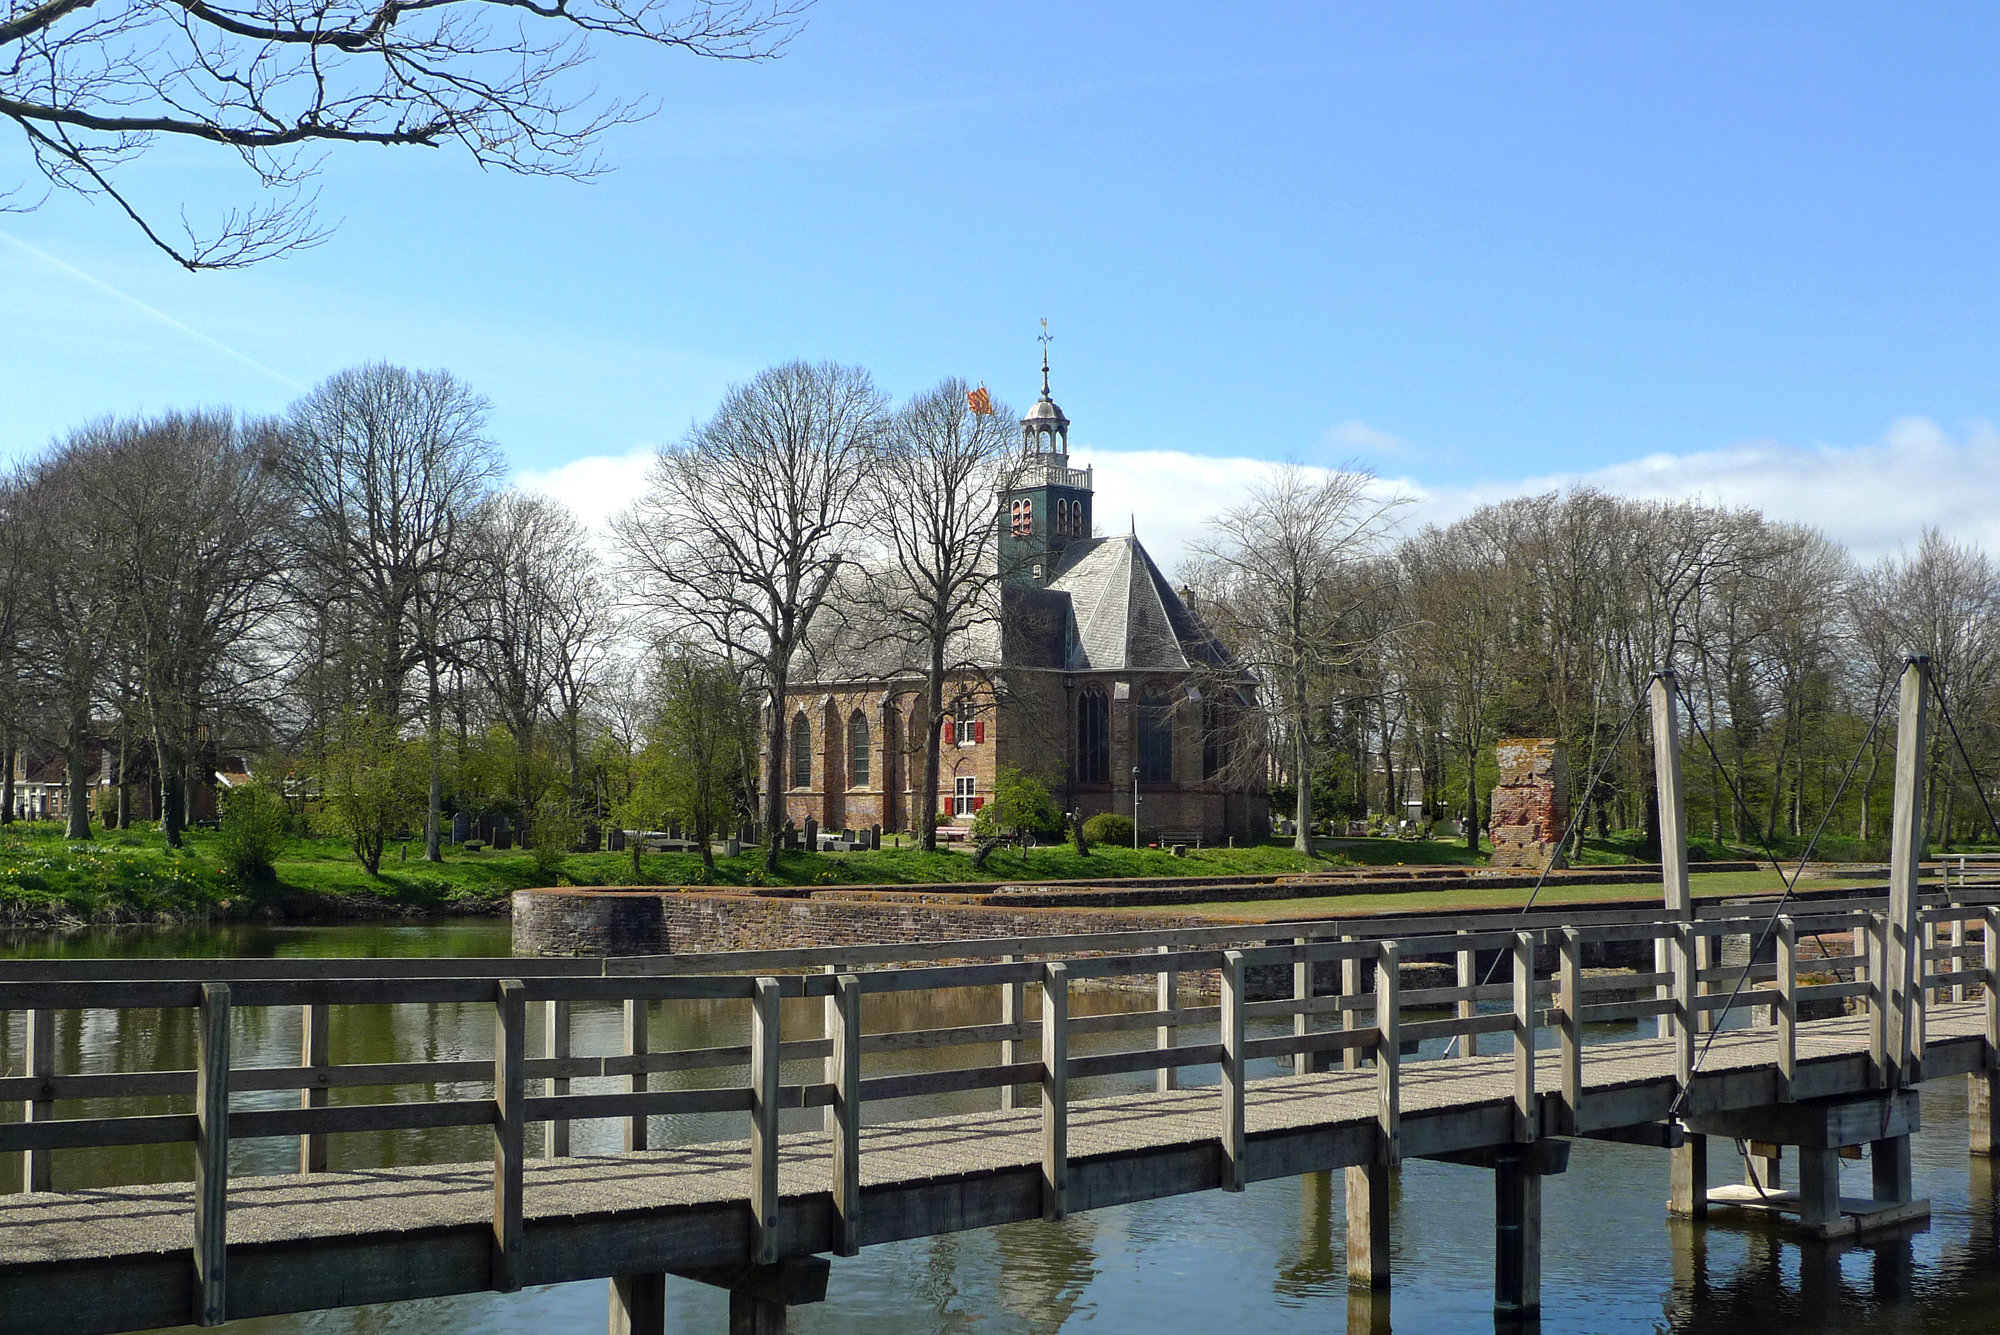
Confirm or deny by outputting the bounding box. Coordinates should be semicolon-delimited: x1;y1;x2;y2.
6;4;2000;566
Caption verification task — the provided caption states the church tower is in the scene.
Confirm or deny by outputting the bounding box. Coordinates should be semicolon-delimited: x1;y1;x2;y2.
998;330;1094;587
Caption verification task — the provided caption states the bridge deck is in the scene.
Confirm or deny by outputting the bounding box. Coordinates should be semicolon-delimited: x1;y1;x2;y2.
0;1000;1985;1334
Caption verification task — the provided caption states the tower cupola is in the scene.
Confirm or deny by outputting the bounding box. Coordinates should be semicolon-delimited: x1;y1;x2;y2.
999;322;1093;587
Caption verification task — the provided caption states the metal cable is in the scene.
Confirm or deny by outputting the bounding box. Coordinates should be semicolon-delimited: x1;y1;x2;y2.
1665;671;1899;1119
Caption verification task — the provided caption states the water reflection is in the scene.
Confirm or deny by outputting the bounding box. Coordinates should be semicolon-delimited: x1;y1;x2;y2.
4;924;2000;1333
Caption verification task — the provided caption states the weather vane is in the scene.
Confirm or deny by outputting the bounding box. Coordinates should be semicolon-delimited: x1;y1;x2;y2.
1038;317;1053;396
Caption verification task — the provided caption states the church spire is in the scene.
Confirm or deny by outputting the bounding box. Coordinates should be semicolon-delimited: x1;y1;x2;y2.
1021;318;1070;459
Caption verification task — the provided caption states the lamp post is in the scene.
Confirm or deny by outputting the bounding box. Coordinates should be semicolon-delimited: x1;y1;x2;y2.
1132;766;1141;850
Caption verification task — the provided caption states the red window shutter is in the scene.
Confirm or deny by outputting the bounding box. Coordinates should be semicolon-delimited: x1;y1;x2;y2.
974;721;985;743
972;796;985;811
943;718;954;744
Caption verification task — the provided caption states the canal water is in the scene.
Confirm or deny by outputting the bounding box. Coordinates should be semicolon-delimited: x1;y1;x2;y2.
2;920;1997;1334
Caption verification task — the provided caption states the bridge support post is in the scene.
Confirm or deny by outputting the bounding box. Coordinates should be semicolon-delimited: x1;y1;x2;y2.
674;1257;829;1335
608;1273;665;1335
1344;1164;1391;1290
1668;1134;1708;1218
1493;1146;1543;1318
1972;1075;2000;1155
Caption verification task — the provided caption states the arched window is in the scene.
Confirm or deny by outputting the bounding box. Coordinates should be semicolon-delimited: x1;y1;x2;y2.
1076;687;1110;784
791;713;811;789
1137;686;1173;783
1202;697;1227;780
1011;497;1034;537
848;712;871;787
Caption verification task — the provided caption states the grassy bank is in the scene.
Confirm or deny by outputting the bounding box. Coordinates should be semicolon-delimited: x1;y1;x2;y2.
0;823;1401;923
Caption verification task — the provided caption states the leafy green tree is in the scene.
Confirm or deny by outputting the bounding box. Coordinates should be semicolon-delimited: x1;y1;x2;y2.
527;789;582;883
316;711;425;875
615;645;750;879
971;766;1064;843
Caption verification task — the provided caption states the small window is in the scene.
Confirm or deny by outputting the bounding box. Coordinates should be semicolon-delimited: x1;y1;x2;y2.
848;712;871;787
790;713;811;789
954;776;976;817
956;716;978;746
1011;497;1034;538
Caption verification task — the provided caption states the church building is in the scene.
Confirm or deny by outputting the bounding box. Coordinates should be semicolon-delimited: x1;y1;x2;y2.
776;358;1269;847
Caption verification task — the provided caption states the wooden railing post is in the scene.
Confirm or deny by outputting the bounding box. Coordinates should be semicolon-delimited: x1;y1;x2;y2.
1377;941;1400;1163
22;1008;52;1192
1954;915;1968;1005
299;1003;328;1174
822;963;839;1133
830;974;863;1257
1512;933;1536;1142
1557;928;1581;1135
1001;954;1026;1111
623;996;649;1152
1292;936;1312;1077
1869;912;1888;1087
1456;931;1478;1060
1220;949;1248;1189
749;976;782;1265
1672;923;1695;1094
194;983;231;1327
1341;941;1362;1071
1155;945;1178;1093
1775;916;1797;1102
1986;906;2000;1067
1693;933;1714;1036
491;979;526;1294
543;999;570;1159
1040;962;1069;1220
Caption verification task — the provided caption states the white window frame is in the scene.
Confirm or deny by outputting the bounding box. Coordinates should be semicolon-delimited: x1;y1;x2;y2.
955;716;978;746
954;776;976;817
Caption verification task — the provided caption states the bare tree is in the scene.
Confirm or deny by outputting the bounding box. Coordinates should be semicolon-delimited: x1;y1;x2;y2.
16;426;125;838
865;378;1020;851
1399;517;1508;851
1190;464;1404;853
2;0;803;268
89;410;292;846
616;359;885;871
278;363;503;856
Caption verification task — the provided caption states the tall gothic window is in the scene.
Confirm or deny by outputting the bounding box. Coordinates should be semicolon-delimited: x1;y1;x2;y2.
1011;497;1034;537
1076;687;1110;784
848;712;871;787
791;713;811;789
1202;697;1227;780
1137;686;1173;783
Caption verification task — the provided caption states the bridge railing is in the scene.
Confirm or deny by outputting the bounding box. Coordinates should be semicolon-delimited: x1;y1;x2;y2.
3;903;1995;1325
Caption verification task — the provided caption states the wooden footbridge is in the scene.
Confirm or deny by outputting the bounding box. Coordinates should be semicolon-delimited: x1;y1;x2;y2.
3;664;1997;1333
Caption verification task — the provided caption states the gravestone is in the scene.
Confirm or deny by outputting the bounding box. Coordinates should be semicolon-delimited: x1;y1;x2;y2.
804;816;818;851
782;819;797;852
1488;738;1569;870
869;824;882;851
452;811;471;844
608;826;626;852
493;819;514;851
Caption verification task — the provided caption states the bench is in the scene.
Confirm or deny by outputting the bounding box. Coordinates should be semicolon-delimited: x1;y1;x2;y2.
1157;828;1203;854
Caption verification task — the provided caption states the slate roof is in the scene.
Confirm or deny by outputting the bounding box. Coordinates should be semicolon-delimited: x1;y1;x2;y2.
1043;534;1239;674
793;534;1246;688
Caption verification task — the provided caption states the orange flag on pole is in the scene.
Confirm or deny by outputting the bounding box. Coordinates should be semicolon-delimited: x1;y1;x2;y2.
968;384;995;415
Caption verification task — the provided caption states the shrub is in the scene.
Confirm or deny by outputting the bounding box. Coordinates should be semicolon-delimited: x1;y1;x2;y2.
1081;812;1134;846
528;792;583;883
217;784;288;889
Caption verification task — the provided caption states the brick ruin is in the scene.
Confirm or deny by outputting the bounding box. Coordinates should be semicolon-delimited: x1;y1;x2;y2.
1488;738;1570;870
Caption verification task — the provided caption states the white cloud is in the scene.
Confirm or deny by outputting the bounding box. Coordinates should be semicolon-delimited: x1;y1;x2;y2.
514;443;657;539
522;417;2000;578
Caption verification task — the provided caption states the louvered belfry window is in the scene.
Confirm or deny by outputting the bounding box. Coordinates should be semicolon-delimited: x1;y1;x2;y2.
1011;498;1033;537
